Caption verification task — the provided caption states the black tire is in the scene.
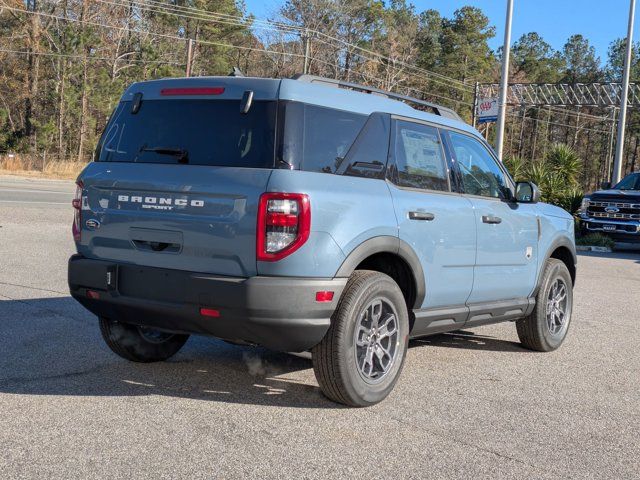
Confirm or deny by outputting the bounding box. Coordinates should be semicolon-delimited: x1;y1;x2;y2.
516;258;573;352
312;270;409;407
99;317;189;363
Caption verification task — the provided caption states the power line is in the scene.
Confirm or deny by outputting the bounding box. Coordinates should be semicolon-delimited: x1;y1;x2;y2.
102;0;473;92
507;112;609;134
3;5;469;109
288;28;473;90
402;84;473;107
544;105;613;123
2;4;470;115
1;4;373;94
345;71;470;108
124;0;303;34
310;34;472;94
0;47;183;65
95;0;297;34
2;6;309;59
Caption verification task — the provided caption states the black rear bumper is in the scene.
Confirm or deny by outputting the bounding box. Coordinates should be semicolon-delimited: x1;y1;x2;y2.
68;255;347;352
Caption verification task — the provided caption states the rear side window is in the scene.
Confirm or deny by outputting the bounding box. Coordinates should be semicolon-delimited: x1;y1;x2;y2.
391;120;449;191
337;113;390;179
280;103;367;173
96;99;277;168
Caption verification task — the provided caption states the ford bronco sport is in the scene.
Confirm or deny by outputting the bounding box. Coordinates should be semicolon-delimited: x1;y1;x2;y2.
68;75;577;407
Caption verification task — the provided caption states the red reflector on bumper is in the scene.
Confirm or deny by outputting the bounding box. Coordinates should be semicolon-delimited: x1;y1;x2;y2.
315;291;334;302
86;290;100;299
200;308;221;318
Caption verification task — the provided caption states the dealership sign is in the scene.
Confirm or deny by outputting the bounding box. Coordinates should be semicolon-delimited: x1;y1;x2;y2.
477;97;498;123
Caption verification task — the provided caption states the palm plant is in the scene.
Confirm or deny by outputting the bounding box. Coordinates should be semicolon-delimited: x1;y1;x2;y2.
503;155;526;182
526;159;551;190
515;143;584;215
546;143;581;188
555;187;586;215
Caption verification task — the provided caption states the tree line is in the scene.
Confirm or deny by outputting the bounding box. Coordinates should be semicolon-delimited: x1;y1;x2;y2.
0;0;638;188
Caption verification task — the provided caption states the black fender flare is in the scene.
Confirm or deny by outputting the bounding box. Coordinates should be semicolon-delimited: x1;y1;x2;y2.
533;235;577;296
335;236;426;309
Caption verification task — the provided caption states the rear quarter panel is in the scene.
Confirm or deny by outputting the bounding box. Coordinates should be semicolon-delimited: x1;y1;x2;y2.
259;170;398;277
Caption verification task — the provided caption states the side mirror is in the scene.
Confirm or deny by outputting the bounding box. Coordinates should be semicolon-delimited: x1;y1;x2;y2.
515;181;541;203
600;181;612;190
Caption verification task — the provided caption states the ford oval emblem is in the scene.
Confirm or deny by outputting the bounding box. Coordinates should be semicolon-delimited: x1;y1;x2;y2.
85;219;101;230
604;206;620;213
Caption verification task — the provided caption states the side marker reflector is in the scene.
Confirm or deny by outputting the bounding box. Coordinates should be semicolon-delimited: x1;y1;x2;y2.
200;308;221;318
86;290;100;299
315;291;334;302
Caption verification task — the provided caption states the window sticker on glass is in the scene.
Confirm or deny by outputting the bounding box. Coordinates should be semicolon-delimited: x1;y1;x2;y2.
393;121;448;191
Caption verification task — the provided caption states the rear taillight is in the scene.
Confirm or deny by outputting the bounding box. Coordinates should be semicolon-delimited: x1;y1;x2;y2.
72;181;83;242
257;193;310;261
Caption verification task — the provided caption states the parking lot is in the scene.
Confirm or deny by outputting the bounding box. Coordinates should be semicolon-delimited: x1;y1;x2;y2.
1;175;639;479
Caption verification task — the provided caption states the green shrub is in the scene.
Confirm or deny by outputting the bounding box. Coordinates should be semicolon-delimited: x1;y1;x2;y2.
576;233;615;249
555;187;585;215
525;159;550;190
503;155;526;182
507;144;584;213
546;143;581;187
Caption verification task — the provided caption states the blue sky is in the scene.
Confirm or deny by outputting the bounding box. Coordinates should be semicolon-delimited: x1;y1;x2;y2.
244;0;638;63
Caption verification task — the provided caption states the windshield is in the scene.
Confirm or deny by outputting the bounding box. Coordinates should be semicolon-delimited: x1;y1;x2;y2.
613;173;640;191
96;99;277;168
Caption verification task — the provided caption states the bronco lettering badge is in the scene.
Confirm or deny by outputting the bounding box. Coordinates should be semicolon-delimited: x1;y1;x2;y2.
117;194;205;211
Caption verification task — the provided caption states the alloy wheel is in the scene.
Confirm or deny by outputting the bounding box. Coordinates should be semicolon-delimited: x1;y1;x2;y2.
353;298;400;384
546;278;569;337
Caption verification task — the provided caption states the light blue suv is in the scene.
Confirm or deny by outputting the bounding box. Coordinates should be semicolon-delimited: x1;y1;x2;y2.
68;75;577;407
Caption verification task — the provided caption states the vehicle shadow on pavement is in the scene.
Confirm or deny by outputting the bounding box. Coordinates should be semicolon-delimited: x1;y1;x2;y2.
0;296;342;409
411;330;526;353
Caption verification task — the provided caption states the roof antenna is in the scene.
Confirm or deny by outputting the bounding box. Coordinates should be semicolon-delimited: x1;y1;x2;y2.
229;67;244;77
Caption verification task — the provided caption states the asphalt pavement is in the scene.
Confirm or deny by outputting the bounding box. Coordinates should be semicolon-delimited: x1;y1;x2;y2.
1;175;639;479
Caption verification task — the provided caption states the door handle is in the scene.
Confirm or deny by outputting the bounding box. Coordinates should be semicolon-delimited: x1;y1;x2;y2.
408;211;435;221
482;215;502;224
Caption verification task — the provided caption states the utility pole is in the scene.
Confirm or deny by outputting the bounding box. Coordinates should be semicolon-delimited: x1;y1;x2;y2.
185;39;194;77
495;0;514;160
607;107;617;181
612;0;636;184
472;82;479;127
302;30;310;75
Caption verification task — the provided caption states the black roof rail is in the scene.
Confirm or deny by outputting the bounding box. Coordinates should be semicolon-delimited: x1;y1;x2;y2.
292;74;463;122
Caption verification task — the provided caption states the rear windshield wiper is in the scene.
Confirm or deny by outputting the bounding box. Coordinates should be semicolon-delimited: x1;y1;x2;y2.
139;146;189;164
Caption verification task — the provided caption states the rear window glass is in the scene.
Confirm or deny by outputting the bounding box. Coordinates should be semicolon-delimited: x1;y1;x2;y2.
280;103;367;173
96;99;277;168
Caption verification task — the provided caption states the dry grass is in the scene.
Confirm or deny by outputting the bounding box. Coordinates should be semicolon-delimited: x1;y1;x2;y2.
0;154;86;179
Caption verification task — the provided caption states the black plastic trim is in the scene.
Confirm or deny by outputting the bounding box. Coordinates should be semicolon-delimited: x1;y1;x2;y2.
411;306;468;337
335;236;426;308
68;255;347;352
410;297;535;338
465;298;535;328
533;236;578;296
